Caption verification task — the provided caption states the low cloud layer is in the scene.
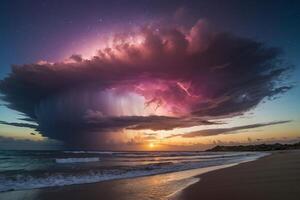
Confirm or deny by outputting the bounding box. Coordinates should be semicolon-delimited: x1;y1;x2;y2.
171;120;291;138
0;20;291;148
0;120;38;129
0;136;61;150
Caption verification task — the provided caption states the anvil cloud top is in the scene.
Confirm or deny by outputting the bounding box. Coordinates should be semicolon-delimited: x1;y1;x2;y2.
0;0;299;150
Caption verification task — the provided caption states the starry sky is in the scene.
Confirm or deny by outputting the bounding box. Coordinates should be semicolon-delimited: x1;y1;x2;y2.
0;0;299;150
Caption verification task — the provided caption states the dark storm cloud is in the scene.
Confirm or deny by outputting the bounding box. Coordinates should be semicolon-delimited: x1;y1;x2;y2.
172;120;291;138
27;114;217;145
80;115;216;132
123;116;217;131
0;120;38;129
0;20;292;147
0;136;62;150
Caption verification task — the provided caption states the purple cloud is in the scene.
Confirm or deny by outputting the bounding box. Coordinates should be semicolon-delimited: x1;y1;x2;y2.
0;20;292;148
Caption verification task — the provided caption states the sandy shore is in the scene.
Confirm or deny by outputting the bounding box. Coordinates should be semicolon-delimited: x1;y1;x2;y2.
1;151;299;200
176;150;300;200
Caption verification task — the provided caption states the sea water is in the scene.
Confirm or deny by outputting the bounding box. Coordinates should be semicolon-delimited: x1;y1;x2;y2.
0;150;267;192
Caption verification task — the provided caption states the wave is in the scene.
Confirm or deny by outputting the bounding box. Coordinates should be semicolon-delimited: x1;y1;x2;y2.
0;152;268;192
63;151;205;157
55;157;100;163
63;151;115;155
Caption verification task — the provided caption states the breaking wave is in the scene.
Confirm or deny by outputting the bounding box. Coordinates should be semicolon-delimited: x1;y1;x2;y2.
55;157;100;163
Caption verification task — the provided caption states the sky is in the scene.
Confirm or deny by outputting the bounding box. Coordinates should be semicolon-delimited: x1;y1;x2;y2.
0;0;299;151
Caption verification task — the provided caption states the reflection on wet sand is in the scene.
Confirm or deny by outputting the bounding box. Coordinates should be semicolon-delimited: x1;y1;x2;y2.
0;164;235;200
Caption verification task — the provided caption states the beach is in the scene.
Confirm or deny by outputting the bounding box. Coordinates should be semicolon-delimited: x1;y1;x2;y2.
177;150;300;200
0;150;299;200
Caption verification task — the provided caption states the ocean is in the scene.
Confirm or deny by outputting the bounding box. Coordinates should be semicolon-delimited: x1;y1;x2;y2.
0;150;267;193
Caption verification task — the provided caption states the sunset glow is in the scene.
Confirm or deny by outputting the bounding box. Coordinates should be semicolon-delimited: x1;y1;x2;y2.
149;143;155;148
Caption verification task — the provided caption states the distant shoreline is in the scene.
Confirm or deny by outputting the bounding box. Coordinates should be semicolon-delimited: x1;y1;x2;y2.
206;141;300;152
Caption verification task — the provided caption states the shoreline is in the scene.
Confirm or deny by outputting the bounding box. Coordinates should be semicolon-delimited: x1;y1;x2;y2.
168;151;271;199
176;150;300;200
0;152;268;200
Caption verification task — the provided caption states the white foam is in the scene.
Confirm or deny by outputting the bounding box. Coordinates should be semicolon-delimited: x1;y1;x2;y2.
55;157;100;163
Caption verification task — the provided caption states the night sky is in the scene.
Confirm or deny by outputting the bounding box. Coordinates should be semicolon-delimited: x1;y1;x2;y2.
0;0;299;150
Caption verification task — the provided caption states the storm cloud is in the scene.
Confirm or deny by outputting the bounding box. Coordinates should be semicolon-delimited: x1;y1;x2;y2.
172;120;292;138
0;136;62;150
0;20;291;147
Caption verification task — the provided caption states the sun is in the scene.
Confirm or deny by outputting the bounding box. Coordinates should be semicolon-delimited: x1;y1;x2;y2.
149;143;155;148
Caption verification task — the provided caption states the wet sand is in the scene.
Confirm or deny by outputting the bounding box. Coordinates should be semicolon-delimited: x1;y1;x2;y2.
0;163;236;200
177;150;300;200
1;151;299;200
